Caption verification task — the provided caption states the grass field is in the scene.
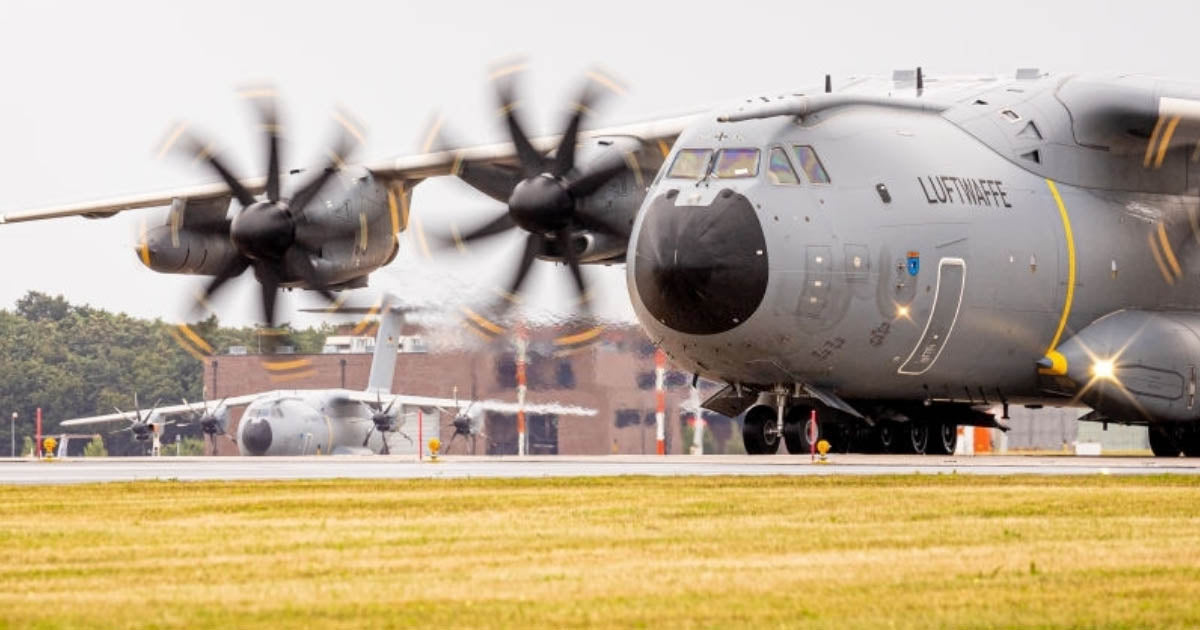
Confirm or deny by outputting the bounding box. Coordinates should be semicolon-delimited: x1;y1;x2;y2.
1;476;1199;628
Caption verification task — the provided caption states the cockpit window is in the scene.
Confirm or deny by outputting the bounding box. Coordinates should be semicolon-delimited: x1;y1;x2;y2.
667;148;713;180
792;145;831;183
766;147;799;185
712;148;760;178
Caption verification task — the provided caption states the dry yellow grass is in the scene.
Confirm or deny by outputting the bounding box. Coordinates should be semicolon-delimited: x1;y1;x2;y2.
0;475;1198;628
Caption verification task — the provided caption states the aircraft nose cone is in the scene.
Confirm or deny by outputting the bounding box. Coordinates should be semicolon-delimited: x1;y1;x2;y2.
633;188;769;335
241;418;273;455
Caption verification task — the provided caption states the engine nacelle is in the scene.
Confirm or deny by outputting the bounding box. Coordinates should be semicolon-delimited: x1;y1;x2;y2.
137;224;241;276
1055;310;1200;423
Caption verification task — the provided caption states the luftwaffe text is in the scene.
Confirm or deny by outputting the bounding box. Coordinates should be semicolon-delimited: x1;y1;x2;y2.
918;176;1011;208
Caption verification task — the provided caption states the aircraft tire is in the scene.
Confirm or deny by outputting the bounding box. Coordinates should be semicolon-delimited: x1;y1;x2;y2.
876;421;900;453
782;406;815;454
903;423;930;455
925;423;957;455
743;405;781;455
1179;427;1200;458
1148;425;1183;457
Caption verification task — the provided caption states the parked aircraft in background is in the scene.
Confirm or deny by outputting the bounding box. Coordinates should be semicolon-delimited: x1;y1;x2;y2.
59;296;596;455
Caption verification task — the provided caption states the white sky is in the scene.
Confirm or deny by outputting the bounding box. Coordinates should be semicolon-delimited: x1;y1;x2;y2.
2;0;1199;326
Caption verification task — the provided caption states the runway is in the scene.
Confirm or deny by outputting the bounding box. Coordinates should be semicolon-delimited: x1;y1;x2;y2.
0;454;1197;484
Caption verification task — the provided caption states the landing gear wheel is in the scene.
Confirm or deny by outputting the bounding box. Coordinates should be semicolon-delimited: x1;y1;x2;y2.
782;407;816;454
904;423;930;455
743;405;781;455
876;422;899;453
1149;425;1183;457
925;423;958;455
1178;427;1200;457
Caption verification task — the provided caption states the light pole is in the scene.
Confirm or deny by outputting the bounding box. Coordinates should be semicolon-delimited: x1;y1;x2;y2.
10;412;16;458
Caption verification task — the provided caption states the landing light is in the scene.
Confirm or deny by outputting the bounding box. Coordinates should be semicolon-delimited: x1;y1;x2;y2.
1091;359;1116;380
896;305;911;319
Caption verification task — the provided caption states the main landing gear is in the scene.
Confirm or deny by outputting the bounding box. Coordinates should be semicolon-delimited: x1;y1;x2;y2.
1148;424;1200;457
741;398;961;456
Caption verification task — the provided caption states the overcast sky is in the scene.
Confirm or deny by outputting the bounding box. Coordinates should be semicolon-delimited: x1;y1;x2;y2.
3;0;1200;327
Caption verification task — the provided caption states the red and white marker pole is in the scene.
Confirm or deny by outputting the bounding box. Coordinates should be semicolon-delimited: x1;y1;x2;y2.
654;349;667;455
516;331;528;457
417;408;423;461
35;407;42;458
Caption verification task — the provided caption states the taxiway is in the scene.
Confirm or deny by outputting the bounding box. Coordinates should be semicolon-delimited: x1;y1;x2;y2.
0;454;1196;484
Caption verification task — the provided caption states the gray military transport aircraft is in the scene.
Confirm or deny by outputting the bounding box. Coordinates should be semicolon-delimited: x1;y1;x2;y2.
12;65;1200;457
58;296;596;455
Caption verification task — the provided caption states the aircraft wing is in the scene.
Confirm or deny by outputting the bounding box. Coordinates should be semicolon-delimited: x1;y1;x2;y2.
0;114;698;225
342;391;597;418
58;394;260;428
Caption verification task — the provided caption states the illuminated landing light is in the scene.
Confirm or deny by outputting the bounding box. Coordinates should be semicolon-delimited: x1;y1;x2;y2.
1091;359;1116;380
896;305;911;319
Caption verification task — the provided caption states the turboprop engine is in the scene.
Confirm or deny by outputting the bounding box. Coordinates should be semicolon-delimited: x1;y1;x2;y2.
1052;310;1200;424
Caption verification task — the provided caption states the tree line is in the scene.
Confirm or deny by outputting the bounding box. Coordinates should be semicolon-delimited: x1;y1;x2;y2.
0;292;330;455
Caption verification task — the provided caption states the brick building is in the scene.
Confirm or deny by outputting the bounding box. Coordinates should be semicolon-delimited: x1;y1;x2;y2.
202;323;737;456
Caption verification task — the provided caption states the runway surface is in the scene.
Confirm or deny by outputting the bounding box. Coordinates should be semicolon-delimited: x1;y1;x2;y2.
0;454;1197;484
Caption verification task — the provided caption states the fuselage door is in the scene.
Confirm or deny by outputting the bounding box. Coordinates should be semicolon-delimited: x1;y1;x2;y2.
898;257;967;375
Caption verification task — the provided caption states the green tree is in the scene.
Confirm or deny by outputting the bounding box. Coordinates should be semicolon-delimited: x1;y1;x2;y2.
82;436;107;457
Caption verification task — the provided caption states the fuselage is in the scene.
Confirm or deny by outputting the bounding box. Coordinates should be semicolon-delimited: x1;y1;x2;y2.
627;74;1200;409
235;390;398;456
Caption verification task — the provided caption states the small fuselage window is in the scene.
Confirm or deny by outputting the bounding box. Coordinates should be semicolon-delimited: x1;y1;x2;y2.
711;148;760;179
767;147;799;185
667;148;714;180
793;145;831;184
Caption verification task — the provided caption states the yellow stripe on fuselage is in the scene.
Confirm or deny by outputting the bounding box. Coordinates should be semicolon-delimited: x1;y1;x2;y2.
1044;179;1076;354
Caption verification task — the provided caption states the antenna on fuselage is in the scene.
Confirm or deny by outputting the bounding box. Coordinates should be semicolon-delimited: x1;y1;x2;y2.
916;66;924;95
824;74;832;94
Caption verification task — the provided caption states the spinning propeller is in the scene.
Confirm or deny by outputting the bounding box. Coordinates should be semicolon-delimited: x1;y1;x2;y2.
110;393;164;443
362;392;412;455
438;387;488;454
430;65;633;322
161;89;364;332
182;397;232;455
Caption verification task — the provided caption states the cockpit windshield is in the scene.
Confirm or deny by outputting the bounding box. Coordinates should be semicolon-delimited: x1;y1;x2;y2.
711;148;760;179
667;148;713;179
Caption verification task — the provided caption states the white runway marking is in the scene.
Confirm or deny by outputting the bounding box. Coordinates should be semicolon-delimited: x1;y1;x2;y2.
0;454;1196;484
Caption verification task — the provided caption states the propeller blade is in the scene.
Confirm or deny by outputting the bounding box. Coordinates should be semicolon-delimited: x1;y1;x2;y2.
256;264;281;329
557;228;589;310
445;212;516;248
196;257;251;311
458;163;522;203
568;150;630;198
247;91;283;204
362;426;375;448
383;397;396;415
380;433;390;455
289;112;362;214
173;129;257;208
552;81;600;177
502;232;544;305
492;67;545;177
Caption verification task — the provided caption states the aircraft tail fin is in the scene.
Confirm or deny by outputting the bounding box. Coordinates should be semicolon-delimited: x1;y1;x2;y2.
366;295;404;394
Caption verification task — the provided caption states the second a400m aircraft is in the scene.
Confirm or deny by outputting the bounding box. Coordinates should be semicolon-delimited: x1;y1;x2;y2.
11;66;1200;457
